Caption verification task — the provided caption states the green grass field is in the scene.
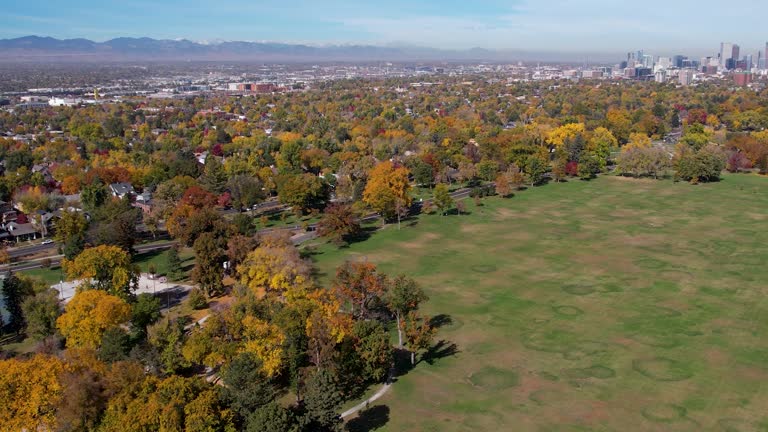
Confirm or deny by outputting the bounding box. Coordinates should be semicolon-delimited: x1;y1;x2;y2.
310;174;768;432
20;248;196;286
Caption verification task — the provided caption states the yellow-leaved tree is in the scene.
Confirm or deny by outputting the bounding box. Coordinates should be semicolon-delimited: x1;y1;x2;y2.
624;132;653;151
62;245;138;299
0;355;65;431
242;316;285;377
238;234;312;300
546;123;586;148
56;290;131;349
363;161;412;220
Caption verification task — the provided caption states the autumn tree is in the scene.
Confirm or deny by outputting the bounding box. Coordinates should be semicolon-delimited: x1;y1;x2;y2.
387;275;428;348
226;234;259;271
242;315;286;377
333;261;388;320
624;132;652;151
317;203;361;246
404;312;435;365
495;172;512;197
238;235;311;300
587;127;618;170
53;210;89;258
0;355;65;431
56;290;131;349
363;161;412;221
62;245;138;299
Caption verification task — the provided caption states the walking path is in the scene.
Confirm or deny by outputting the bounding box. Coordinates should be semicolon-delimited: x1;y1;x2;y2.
341;370;394;419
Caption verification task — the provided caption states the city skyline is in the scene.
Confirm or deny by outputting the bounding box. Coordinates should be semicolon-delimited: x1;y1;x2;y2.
2;0;768;55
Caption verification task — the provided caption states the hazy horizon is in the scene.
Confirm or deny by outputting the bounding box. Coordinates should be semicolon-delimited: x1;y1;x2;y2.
2;0;768;57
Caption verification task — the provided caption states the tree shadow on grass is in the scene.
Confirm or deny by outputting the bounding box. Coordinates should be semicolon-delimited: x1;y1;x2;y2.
134;249;164;266
422;339;459;365
344;226;378;247
345;405;390;432
393;339;460;375
429;314;453;329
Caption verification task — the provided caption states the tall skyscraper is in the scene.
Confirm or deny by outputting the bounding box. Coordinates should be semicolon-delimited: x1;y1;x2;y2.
720;42;734;68
732;45;740;64
765;42;768;70
673;55;685;68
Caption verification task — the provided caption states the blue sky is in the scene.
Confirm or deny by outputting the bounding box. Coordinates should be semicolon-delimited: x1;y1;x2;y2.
2;0;768;55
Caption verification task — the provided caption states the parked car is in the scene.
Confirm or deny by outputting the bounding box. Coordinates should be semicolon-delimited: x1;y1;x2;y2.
41;239;54;245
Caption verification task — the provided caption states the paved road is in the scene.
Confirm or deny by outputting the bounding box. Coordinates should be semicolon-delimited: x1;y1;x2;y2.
7;184;480;270
2;241;178;272
7;242;57;258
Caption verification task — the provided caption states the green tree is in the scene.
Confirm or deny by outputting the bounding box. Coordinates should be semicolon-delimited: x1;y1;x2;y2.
578;151;602;180
201;156;228;193
303;369;343;432
432;183;454;215
166;247;184;281
278;173;329;214
192;232;225;298
410;158;434;188
148;318;189;375
0;272;29;334
227;175;265;212
80;182;108;212
352;320;392;382
246;403;297;432
98;327;131;362
220;352;276;418
21;289;60;341
524;154;547;186
131;293;162;337
476;159;500;182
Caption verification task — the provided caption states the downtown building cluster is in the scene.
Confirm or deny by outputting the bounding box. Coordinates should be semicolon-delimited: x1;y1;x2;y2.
617;42;768;86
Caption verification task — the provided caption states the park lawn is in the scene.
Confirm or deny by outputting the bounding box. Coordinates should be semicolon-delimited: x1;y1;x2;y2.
309;173;768;432
20;266;65;286
134;247;195;280
20;247;196;286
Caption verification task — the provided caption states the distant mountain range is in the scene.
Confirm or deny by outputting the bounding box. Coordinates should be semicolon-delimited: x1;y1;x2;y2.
0;36;618;63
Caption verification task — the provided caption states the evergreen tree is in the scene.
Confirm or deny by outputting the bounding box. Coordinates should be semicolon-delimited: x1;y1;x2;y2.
303;369;343;432
166;247;184;281
201;156;228;194
246;403;297;432
0;272;27;334
191;233;225;298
